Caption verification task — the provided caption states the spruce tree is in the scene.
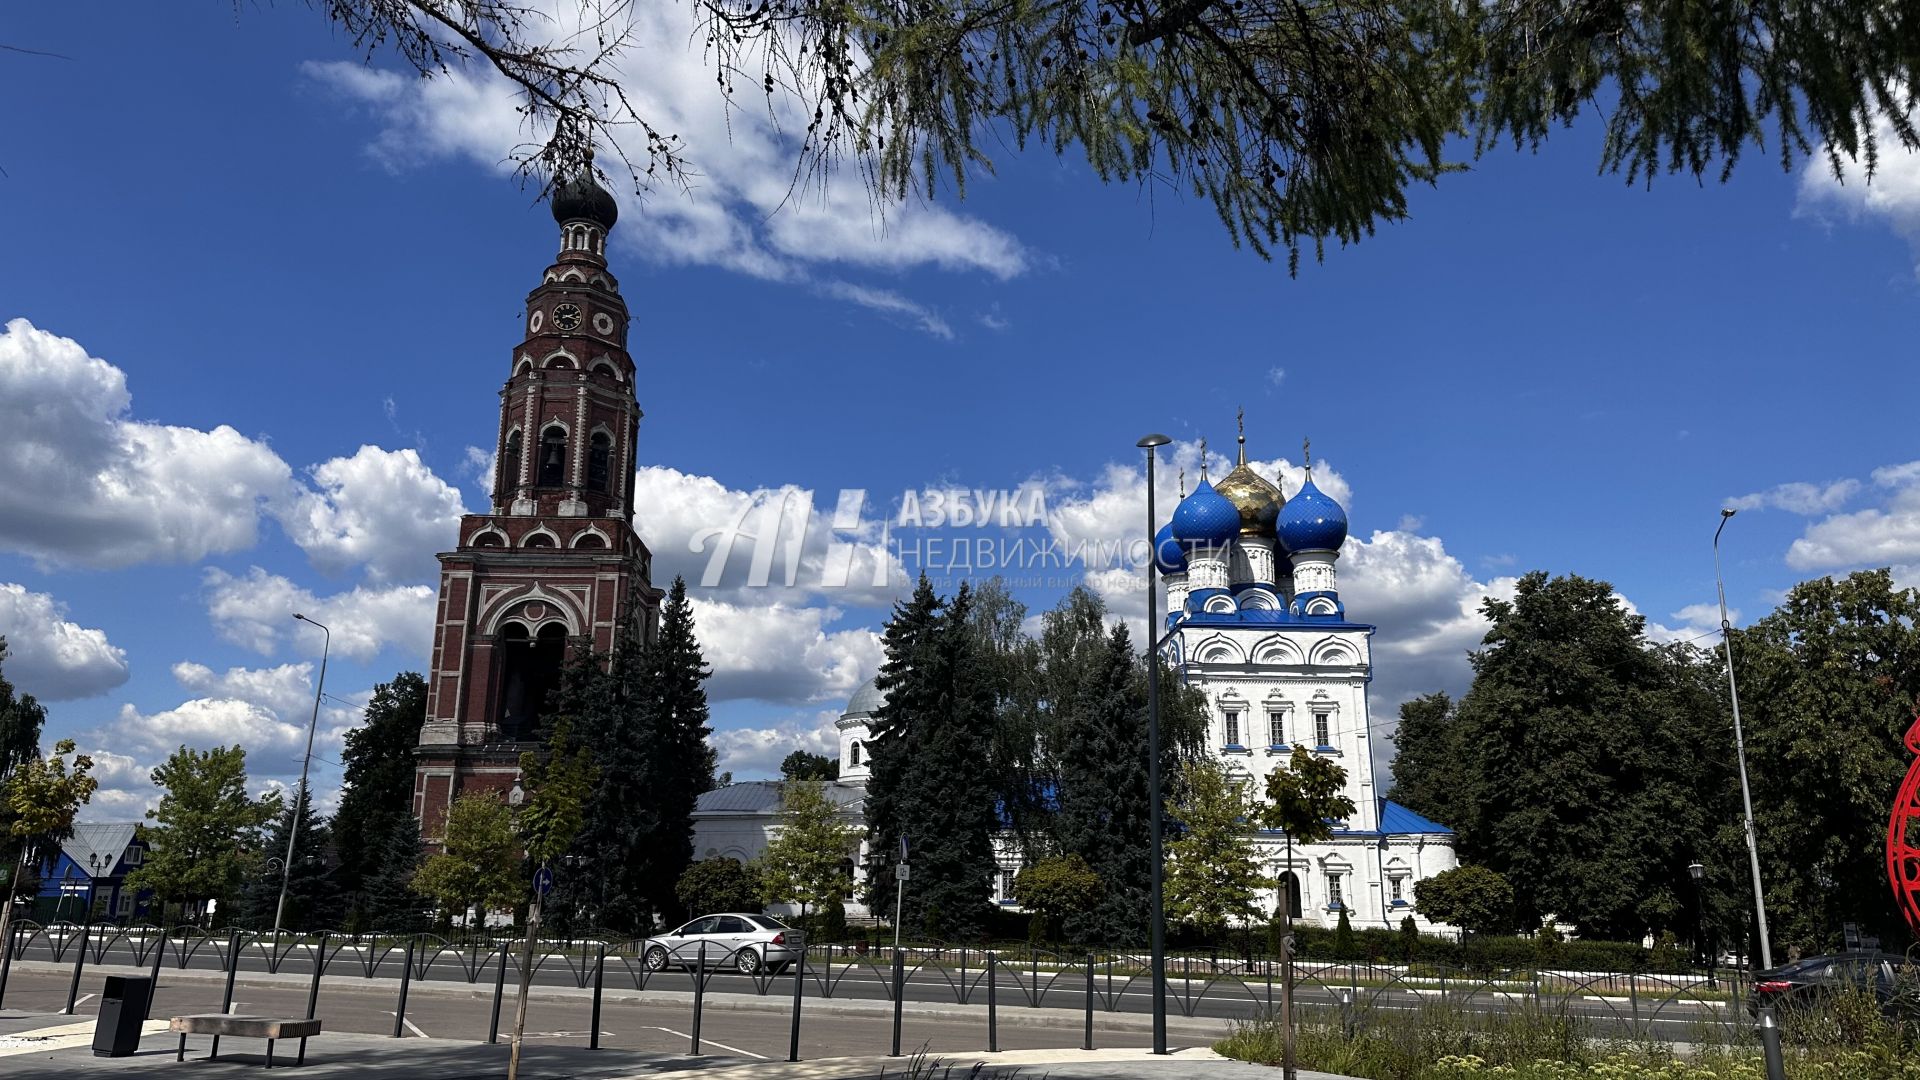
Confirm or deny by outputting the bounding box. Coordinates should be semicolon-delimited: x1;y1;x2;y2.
907;583;999;939
241;780;341;931
333;672;427;927
635;576;715;920
1056;622;1152;946
861;575;944;915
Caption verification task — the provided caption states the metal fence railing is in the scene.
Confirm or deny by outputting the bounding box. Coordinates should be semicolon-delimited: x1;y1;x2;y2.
0;919;1752;1060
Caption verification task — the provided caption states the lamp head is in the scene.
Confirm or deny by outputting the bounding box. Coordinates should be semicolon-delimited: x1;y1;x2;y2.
1720;509;1736;519
293;613;307;622
1688;861;1705;881
1137;433;1172;449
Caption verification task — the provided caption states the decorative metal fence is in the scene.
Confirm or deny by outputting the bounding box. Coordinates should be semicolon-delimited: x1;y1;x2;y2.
0;919;1750;1061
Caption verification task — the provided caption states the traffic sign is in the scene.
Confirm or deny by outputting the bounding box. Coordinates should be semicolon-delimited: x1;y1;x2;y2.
895;864;910;882
533;865;555;897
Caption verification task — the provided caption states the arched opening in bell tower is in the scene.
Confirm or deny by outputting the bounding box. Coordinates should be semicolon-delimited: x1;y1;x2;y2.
537;426;567;487
495;622;568;742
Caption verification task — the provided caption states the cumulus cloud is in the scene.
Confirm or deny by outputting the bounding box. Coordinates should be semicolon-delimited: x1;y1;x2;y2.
689;597;883;705
272;445;467;583
1784;459;1920;578
632;465;905;608
709;709;842;780
1798;113;1920;275
301;3;1027;334
0;319;292;569
1727;478;1861;515
0;583;129;700
171;660;317;720
204;567;436;661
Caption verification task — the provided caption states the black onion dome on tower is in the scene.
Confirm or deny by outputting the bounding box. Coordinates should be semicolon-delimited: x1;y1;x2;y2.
551;166;618;230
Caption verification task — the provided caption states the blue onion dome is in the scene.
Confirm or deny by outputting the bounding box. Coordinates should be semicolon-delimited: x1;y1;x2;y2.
551;160;619;230
1171;477;1240;549
1153;522;1187;574
1277;473;1348;553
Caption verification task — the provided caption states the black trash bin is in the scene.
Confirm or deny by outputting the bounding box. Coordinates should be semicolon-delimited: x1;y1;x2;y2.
93;975;152;1057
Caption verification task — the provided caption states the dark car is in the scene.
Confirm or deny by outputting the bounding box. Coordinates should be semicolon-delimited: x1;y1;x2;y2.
1748;951;1913;1016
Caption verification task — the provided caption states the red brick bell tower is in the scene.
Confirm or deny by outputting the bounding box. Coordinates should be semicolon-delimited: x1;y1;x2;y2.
413;168;661;838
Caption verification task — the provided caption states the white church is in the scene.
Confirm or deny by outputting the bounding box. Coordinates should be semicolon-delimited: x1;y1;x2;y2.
691;426;1458;931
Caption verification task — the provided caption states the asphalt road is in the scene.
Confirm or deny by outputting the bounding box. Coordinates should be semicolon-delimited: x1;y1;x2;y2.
1;932;1737;1043
0;967;1179;1061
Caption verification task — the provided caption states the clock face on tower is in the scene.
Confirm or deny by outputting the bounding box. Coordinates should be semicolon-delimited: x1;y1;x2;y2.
553;303;582;331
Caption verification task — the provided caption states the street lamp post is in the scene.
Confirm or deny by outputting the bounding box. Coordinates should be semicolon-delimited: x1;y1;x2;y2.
1713;510;1773;971
1688;860;1714;989
1137;432;1172;1056
278;613;331;939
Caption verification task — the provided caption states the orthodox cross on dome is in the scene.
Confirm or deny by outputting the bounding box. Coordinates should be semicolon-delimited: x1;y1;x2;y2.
1237;406;1248;465
1198;437;1210;480
1303;436;1312;474
1178;467;1186;498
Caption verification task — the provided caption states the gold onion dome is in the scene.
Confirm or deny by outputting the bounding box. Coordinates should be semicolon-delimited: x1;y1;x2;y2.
1215;410;1283;538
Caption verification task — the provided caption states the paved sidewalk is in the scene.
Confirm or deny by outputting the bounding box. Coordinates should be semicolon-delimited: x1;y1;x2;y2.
0;1021;1327;1080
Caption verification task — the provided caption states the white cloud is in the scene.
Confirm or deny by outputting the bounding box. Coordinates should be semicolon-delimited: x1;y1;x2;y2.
1669;602;1733;631
171;660;316;720
632;465;905;608
300;3;1027;332
817;282;953;339
0;583;129;700
1784;459;1920;576
709;709;841;780
689;597;883;705
272;445;467;583
1798;113;1920;274
204;567;436;662
111;697;308;758
0;319;292;569
79;749;163;821
1726;478;1860;515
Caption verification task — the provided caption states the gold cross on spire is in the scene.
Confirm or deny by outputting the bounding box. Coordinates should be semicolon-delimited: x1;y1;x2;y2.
1236;407;1247;465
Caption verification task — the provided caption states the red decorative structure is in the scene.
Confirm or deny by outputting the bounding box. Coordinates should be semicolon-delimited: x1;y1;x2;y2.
1889;712;1920;938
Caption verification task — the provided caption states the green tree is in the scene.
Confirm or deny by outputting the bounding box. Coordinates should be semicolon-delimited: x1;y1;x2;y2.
779;750;839;781
1432;572;1732;938
1384;692;1461;828
545;575;715;932
240;780;341;931
508;719;596;1080
127;745;279;923
1734;569;1920;952
1331;908;1358;961
675;857;762;916
1164;758;1267;937
281;4;1920;273
1415;865;1516;936
864;576;1000;939
0;638;52;913
1258;745;1357;1078
1012;855;1103;945
1055;618;1153;946
411;792;520;924
0;738;95;957
759;782;861;924
1398;915;1421;962
333;672;427;929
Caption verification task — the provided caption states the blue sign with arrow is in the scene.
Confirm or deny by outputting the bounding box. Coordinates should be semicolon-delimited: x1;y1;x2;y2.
533;865;555;897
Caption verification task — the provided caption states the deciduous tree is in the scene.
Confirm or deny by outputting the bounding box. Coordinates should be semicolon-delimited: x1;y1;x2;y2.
1415;865;1517;937
779;750;839;781
410;792;519;924
1164;758;1267;936
675;857;762;917
759;782;860;924
127;745;278;923
1012;855;1102;945
0;737;95;958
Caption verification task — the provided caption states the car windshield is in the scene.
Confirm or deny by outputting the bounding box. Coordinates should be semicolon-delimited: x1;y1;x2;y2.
749;915;790;930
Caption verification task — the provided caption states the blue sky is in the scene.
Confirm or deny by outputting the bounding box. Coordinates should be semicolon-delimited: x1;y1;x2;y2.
4;4;1918;819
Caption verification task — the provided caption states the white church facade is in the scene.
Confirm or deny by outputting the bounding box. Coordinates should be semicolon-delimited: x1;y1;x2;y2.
691;424;1457;932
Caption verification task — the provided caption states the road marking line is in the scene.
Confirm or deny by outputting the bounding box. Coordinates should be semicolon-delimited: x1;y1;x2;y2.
386;1011;429;1038
62;993;97;1014
648;1027;768;1059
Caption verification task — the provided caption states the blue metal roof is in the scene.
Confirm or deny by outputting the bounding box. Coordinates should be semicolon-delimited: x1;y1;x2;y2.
1378;800;1453;835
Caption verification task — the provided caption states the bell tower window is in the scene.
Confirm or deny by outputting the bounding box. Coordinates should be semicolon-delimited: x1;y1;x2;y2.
587;432;611;493
500;430;523;493
537;426;567;487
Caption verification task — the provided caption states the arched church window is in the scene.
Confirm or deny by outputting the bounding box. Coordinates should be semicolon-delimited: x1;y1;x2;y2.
537;426;567;486
587;431;611;493
524;532;555;548
573;532;605;550
850;742;862;767
1280;872;1303;919
501;430;522;490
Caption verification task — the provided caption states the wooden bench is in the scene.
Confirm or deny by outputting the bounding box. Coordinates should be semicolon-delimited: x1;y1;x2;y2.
170;1014;323;1068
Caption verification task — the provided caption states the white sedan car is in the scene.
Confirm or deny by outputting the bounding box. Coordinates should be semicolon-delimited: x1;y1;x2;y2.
642;912;799;974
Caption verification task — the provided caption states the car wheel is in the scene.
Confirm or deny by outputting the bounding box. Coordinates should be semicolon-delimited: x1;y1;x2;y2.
735;947;763;974
644;946;671;972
